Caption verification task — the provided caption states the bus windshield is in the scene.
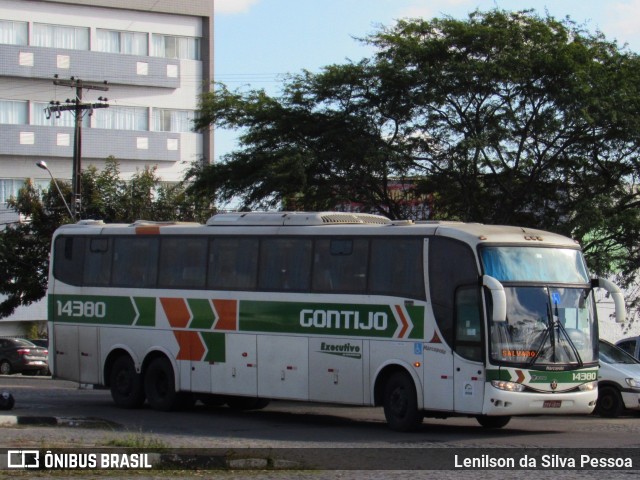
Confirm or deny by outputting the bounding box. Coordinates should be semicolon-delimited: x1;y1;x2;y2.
481;246;589;284
481;246;596;367
488;286;597;366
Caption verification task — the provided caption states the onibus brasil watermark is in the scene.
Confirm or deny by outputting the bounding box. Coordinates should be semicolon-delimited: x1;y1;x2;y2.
7;450;152;470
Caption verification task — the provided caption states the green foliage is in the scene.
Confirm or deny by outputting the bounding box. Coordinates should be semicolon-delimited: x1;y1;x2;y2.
0;157;214;318
191;9;640;291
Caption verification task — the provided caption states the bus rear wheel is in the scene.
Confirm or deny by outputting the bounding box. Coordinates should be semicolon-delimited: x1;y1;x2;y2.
383;371;423;432
109;355;145;409
144;356;178;411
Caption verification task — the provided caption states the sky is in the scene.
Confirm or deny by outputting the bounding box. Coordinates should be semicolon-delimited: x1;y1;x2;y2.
212;0;640;162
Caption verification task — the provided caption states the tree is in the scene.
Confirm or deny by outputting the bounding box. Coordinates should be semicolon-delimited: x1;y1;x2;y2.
0;181;61;317
0;158;213;318
191;10;640;290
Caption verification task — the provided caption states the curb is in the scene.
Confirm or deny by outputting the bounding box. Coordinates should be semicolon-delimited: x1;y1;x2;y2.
0;415;58;426
0;415;117;428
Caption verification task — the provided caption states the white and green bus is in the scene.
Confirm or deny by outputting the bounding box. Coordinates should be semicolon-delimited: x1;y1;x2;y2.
47;212;625;430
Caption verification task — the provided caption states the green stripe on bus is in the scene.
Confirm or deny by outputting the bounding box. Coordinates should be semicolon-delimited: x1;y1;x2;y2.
239;301;424;339
188;298;216;330
51;294;155;326
49;294;424;339
486;368;597;384
202;332;226;363
134;297;156;327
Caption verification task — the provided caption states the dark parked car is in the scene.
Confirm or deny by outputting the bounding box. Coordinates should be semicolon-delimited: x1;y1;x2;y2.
0;338;49;375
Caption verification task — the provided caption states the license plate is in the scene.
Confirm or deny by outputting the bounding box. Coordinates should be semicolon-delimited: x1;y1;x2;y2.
543;400;562;408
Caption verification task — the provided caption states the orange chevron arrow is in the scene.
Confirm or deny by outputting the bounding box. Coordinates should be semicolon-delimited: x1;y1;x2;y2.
394;305;410;338
160;298;191;328
212;299;238;331
174;331;206;361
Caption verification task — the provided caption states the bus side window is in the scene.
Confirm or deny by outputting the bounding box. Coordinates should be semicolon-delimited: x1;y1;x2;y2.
259;238;312;291
455;286;483;361
158;237;207;288
83;237;112;286
429;237;478;346
112;237;159;288
369;238;424;299
208;237;259;290
53;236;85;286
312;238;368;293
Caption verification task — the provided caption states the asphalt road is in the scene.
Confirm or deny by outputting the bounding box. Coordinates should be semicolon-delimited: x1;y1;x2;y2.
0;375;638;479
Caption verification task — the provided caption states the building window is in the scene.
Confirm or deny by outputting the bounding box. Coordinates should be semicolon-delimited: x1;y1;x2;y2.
152;34;200;60
153;109;195;132
0;100;27;125
0;179;26;203
96;29;148;56
32;23;89;50
32;102;89;127
0;20;27;45
94;106;148;131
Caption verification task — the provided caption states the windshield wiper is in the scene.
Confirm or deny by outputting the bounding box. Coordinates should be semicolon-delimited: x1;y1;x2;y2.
528;303;553;366
528;300;584;367
554;316;584;368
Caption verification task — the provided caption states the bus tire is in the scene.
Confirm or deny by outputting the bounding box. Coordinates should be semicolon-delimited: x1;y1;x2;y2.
597;386;624;418
476;415;511;429
109;356;145;409
144;356;178;411
383;371;422;432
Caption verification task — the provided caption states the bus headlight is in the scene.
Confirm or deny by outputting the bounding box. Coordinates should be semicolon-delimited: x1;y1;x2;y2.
625;378;640;389
491;380;525;392
578;381;597;392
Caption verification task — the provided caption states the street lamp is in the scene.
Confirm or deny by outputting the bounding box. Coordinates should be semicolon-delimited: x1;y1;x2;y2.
35;161;74;220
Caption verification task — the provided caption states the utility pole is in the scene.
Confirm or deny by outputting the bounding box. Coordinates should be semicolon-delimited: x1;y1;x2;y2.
46;76;109;219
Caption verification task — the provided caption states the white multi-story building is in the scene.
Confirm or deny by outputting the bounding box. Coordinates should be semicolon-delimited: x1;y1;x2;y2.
0;0;214;335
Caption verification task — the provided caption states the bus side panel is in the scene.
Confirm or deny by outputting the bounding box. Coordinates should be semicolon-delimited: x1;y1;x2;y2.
309;337;365;404
210;333;257;396
422;341;454;412
52;324;79;382
257;335;308;400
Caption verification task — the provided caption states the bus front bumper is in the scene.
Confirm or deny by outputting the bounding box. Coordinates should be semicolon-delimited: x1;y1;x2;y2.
483;385;597;416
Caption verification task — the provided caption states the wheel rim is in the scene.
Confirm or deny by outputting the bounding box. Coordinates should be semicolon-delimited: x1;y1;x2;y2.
153;371;169;398
114;369;132;396
389;386;408;418
0;362;10;375
600;393;615;413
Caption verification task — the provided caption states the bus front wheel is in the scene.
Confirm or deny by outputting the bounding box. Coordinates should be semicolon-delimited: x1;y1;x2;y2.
383;371;423;432
476;415;511;429
144;356;178;411
109;355;145;409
